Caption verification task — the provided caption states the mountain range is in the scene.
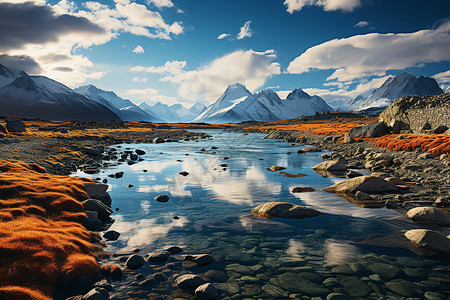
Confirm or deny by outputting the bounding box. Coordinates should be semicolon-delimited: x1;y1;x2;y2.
194;83;333;123
0;63;445;123
329;72;443;113
0;64;120;122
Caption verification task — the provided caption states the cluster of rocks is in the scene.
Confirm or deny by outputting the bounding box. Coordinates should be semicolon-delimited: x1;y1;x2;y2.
380;92;450;134
82;182;114;231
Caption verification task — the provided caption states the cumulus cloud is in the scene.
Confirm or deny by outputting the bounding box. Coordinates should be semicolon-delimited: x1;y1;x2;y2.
0;54;42;74
131;60;186;75
160;49;280;102
354;20;369;28
237;21;252;40
433;70;450;84
287;20;450;82
147;0;174;8
126;88;180;105
284;0;361;14
217;33;230;40
0;2;104;51
132;76;148;83
133;45;144;54
0;0;184;87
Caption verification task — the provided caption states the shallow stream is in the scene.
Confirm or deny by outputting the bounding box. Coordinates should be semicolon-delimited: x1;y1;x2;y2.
75;130;450;299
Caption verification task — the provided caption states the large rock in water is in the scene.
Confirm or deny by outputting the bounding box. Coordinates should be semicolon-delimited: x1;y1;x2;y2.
312;160;347;172
347;121;388;138
406;207;450;226
323;175;398;194
251;202;321;219
405;229;450;253
83;183;109;198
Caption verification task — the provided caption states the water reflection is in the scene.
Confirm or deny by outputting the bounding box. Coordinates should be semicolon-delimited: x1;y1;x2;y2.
324;239;361;266
286;239;306;257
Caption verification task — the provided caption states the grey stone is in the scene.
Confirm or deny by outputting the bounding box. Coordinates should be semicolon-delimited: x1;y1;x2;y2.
326;293;352;300
340;277;371;297
153;137;165;143
103;230;120;241
205;270;228;283
262;285;289;298
277;272;330;296
385;279;420;297
185;254;214;266
82;288;109;300
147;251;171;262
125;254;145;270
312;160;347;172
268;165;286;172
406;207;450;225
83;183;109;198
367;262;401;279
195;283;218;300
82;199;112;219
405;229;450;253
324;175;399;194
424;291;445;300
251;202;322;219
155;194;170;202
175;274;206;289
347;122;388;138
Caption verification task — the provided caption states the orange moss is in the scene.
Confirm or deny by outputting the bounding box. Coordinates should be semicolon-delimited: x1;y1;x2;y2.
0;159;100;298
356;134;450;156
246;118;375;136
0;286;51;300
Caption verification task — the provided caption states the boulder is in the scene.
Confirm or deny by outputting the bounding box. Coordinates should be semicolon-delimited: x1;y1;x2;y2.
165;246;183;254
5;117;25;132
347;122;388;138
406;207;450;226
405;229;450;253
153;137;165;143
346;170;362;178
82;199;112;219
435;197;449;208
292;187;315;193
125;254;145;270
323;176;399;194
251;202;322;219
195;283;218;300
135;149;146;155
312;160;347;172
147;251;171;262
0;124;7;134
82;288;109;300
103;230;120;241
155;194;170;202
84;210;102;230
268;165;285;172
84;183;109;199
184;254;214;266
175;274;206;289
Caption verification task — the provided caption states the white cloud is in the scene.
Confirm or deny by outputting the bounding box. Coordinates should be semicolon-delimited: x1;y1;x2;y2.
126;87;180;105
354;20;369;28
132;76;148;82
161;49;280;102
131;60;186;75
0;0;184;87
132;45;144;54
237;20;252;40
217;33;230;40
284;0;361;14
275;90;292;99
147;0;174;8
433;70;450;84
287;20;450;82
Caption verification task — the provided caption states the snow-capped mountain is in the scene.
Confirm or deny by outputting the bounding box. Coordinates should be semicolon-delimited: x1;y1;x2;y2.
139;102;182;123
0;64;120;121
169;102;207;122
189;102;207;116
194;83;279;123
75;85;162;122
194;83;332;124
355;72;443;111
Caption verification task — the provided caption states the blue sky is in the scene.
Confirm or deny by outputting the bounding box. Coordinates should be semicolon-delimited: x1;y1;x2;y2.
1;0;449;107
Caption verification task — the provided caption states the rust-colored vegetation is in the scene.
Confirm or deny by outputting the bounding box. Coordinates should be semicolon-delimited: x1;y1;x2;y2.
355;134;450;156
246;117;377;136
0;160;100;298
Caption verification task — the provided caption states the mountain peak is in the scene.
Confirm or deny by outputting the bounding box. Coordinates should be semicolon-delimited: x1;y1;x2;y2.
225;83;251;94
10;71;37;91
286;88;311;100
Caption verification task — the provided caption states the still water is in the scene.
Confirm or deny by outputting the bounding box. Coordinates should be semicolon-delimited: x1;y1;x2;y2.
75;130;450;299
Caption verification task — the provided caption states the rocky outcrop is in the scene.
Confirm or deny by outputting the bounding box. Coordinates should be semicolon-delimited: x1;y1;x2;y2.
380;93;450;134
323;175;399;194
405;229;450;253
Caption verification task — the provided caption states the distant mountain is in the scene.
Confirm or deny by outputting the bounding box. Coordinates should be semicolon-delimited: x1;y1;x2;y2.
354;72;443;112
169;102;207;122
75;85;162;122
139;102;182;123
0;64;120;121
189;102;207;116
194;83;279;123
194;83;332;123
